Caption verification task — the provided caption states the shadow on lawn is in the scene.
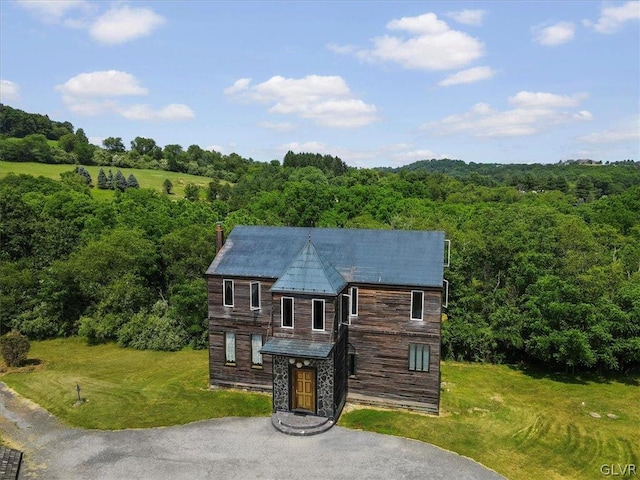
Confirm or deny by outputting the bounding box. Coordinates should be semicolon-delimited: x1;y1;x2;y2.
507;363;640;387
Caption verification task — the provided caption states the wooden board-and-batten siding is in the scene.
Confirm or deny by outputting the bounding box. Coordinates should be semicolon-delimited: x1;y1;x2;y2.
208;276;274;390
347;286;441;412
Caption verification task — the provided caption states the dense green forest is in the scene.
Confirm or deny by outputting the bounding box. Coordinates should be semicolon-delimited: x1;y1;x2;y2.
1;105;639;373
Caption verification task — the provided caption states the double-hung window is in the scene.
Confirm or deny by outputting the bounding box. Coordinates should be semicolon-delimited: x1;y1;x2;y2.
312;299;325;331
341;294;351;325
281;297;294;328
223;279;234;307
411;290;424;320
350;287;358;316
409;343;430;372
250;282;260;310
224;332;236;365
251;334;263;368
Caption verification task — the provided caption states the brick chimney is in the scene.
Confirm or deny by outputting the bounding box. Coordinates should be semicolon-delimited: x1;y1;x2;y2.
215;222;224;254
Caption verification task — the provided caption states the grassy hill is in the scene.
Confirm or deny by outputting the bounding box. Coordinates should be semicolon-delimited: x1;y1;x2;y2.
0;161;216;199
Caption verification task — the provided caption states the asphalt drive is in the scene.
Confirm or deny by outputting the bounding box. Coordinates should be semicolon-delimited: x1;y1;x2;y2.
0;383;504;479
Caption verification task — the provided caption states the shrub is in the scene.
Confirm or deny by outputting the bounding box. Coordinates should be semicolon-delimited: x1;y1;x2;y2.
0;330;30;367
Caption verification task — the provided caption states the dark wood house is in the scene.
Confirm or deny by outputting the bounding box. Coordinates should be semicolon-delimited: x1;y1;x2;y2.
206;226;447;427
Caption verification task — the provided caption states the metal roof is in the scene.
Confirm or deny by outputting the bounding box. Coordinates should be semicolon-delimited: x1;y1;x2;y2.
206;226;445;289
260;337;334;359
271;240;346;295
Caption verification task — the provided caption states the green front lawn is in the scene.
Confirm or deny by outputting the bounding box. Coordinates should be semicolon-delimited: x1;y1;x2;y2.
0;338;270;429
1;338;637;479
340;362;639;480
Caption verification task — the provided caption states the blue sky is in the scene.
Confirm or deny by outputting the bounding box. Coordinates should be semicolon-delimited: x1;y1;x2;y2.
1;1;638;167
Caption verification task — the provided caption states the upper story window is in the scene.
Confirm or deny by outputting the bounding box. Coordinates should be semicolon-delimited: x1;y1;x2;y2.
281;297;294;328
250;282;260;310
223;279;234;307
341;294;350;325
312;299;325;331
350;287;358;316
411;290;424;320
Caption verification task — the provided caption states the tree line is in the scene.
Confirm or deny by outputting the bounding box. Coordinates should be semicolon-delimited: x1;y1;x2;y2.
1;105;639;373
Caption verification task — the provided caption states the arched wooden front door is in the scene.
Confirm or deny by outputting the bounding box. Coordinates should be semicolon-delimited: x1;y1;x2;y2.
292;368;315;413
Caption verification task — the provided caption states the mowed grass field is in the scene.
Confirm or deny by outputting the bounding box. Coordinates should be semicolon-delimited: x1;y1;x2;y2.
0;161;214;199
340;363;639;480
0;338;271;430
1;339;637;479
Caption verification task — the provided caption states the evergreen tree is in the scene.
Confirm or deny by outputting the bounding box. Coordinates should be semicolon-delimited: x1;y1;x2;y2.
184;183;200;201
114;170;127;191
97;168;108;189
107;170;114;190
162;179;173;195
74;166;92;186
127;174;140;189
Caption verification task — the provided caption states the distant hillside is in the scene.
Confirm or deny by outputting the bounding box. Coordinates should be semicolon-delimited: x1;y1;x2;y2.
0;103;74;139
382;158;640;194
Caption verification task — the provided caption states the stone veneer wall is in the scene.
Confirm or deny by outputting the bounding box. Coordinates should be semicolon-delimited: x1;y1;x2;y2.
272;355;335;418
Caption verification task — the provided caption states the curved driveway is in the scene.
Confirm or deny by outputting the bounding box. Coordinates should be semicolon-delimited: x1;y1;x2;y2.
0;383;504;480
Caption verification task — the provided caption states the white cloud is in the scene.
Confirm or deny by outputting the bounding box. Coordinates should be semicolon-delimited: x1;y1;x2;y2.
55;70;148;97
332;12;485;71
532;21;576;46
223;78;251;95
258;121;295;132
445;9;486;26
206;145;226;153
579;128;640;143
118;104;194;121
508;91;586;108
56;70;193;121
90;5;165;45
225;75;379;128
438;66;495;86
424;91;592;138
0;80;21;102
586;1;640;33
16;0;89;23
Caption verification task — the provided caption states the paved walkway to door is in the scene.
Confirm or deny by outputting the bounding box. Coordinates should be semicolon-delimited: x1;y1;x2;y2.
0;383;504;480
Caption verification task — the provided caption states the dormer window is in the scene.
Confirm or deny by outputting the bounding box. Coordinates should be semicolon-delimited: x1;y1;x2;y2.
223;279;234;307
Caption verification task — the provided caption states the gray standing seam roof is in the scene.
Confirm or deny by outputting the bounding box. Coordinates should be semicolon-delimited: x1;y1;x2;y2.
206;226;445;289
271;239;347;295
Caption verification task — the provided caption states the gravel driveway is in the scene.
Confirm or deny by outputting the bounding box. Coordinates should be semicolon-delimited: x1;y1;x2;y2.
0;383;504;479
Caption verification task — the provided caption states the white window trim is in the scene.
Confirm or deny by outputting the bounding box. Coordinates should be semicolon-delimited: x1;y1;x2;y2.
250;281;261;310
350;287;358;316
223;279;234;307
251;334;263;367
224;332;236;365
312;298;326;332
411;290;424;321
281;297;294;329
341;294;351;325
